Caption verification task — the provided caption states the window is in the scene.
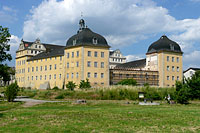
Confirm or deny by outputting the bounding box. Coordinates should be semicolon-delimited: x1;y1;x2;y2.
35;51;37;54
72;52;74;58
172;76;174;80
67;63;69;68
101;52;104;58
167;66;170;71
39;45;41;48
172;66;175;71
87;61;91;67
67;73;69;79
76;72;79;78
167;76;169;80
32;67;34;72
54;74;56;79
54;64;57;70
55;57;56;60
172;57;174;62
67;53;69;58
101;62;104;68
49;65;52;70
45;58;47;61
94;51;98;57
50;57;52;60
177;76;179;80
77;51;79;57
167;56;169;61
119;74;122;78
177;67;179;72
94;62;98;67
93;38;97;44
101;73;104;78
60;56;62;61
41;59;43;62
45;75;47;80
59;74;61;79
28;68;30;72
94;73;97;78
177;57;179;62
76;61;79;67
88;51;91;57
49;75;51;80
40;66;42;71
28;76;29;81
35;45;37;48
31;50;33;54
71;73;74;78
36;66;38;71
87;72;91;78
45;65;47;71
32;76;33;80
40;75;42;80
36;76;38;80
73;39;76;45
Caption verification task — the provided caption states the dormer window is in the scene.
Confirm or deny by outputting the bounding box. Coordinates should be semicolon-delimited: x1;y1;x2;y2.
39;45;41;49
73;39;76;46
170;44;174;51
93;38;97;44
35;45;37;48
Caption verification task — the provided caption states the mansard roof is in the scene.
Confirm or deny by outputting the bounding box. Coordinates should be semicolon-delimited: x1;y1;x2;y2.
115;59;146;69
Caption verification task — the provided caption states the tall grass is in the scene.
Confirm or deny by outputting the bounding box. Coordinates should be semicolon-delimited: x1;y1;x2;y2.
18;85;176;101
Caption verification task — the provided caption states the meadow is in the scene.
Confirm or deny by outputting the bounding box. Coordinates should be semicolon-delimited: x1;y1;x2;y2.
0;100;200;132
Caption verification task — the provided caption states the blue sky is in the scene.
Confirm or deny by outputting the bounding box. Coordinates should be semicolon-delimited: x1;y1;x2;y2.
1;0;200;70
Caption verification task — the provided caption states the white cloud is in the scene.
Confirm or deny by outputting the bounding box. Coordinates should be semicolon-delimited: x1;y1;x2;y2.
183;50;200;69
22;0;177;46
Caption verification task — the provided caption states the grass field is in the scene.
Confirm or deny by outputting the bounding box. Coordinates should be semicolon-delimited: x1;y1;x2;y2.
0;100;200;132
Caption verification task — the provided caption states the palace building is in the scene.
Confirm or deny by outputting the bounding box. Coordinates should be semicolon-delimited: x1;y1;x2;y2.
15;19;110;89
15;19;183;89
111;35;183;87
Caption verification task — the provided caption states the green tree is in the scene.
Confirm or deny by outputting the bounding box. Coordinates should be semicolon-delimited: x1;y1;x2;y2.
185;70;200;100
0;26;12;84
5;82;19;102
79;78;91;89
175;81;190;104
117;79;137;86
66;81;76;91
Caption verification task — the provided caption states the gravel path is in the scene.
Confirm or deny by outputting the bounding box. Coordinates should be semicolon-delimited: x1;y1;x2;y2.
14;98;67;107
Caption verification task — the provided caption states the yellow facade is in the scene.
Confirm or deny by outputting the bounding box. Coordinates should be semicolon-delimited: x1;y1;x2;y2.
157;51;182;87
64;46;109;87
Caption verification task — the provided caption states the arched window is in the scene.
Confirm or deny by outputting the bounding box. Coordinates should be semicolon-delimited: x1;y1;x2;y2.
93;38;97;44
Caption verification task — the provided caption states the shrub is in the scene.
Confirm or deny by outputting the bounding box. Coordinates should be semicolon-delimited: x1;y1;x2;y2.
66;81;76;91
117;79;137;86
185;70;200;100
52;86;60;90
175;81;190;104
79;78;91;89
5;82;19;102
55;94;64;99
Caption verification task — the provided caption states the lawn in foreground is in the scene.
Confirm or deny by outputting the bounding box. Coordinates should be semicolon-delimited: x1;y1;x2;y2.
0;101;200;132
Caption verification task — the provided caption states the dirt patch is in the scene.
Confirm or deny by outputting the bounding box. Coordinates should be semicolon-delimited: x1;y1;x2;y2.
22;101;45;107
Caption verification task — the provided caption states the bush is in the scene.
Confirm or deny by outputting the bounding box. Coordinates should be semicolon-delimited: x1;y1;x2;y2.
185;70;200;100
5;82;19;102
55;94;65;99
117;79;137;86
52;86;60;90
66;81;76;91
175;81;190;104
79;78;91;89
